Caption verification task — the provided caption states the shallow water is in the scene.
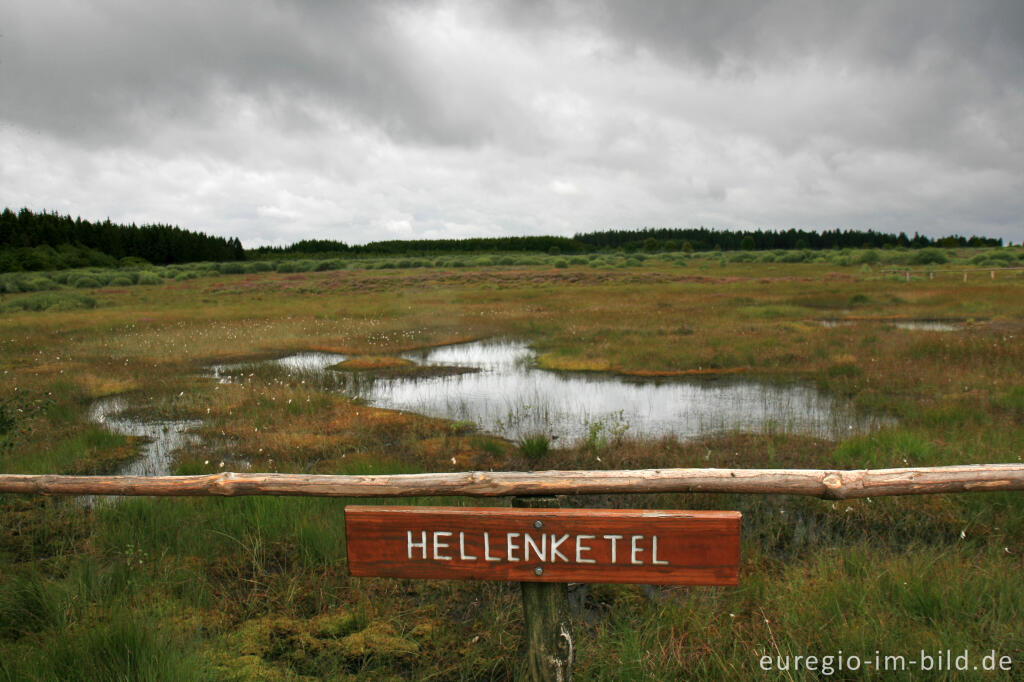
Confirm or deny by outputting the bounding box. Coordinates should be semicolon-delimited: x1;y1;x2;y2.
892;321;960;332
208;352;347;382
93;339;893;478
89;398;202;477
818;319;960;332
276;339;894;443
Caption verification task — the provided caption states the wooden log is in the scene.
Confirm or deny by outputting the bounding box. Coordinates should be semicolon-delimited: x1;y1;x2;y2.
513;496;574;682
1;464;1023;500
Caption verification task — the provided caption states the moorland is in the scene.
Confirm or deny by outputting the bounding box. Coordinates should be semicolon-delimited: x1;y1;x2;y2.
1;247;1022;679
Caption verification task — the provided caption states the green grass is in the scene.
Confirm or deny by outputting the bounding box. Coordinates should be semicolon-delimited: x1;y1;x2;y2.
0;256;1022;678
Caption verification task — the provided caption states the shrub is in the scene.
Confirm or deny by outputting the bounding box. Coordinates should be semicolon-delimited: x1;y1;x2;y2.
218;262;245;274
72;276;100;289
985;251;1015;264
13;276;41;292
107;276;133;286
275;261;298;273
554;259;569;268
779;251;810;263
909;248;948;265
624;257;642;267
2;292;97;312
137;272;162;285
569;257;586;266
247;261;274;272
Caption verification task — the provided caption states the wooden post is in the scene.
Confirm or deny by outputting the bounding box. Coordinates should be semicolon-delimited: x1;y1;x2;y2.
512;495;574;682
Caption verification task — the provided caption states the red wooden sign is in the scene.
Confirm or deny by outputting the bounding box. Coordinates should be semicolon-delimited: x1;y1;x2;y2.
345;506;740;585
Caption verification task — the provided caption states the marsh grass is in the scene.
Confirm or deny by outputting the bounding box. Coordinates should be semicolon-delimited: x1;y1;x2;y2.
1;257;1022;678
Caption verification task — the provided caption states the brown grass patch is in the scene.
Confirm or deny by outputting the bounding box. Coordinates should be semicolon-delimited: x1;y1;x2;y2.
335;356;415;370
617;366;751;377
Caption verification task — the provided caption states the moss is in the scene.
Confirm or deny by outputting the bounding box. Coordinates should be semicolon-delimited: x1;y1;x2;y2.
218;614;416;678
338;622;419;659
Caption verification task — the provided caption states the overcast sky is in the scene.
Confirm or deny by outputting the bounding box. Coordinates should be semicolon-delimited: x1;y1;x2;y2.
2;1;1022;247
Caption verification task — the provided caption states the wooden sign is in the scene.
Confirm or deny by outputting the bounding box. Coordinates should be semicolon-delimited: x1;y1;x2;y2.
345;506;740;585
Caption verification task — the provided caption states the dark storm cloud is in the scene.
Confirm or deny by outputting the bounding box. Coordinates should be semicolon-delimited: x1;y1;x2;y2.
1;0;515;148
1;0;1021;244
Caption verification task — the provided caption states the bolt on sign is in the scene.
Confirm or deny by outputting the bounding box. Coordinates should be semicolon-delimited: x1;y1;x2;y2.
345;506;740;585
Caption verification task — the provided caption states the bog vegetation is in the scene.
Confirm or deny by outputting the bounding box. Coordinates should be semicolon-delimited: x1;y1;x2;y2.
0;242;1022;679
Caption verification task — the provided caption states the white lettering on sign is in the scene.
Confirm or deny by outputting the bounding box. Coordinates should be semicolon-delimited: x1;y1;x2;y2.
550;534;570;562
408;531;427;560
406;529;671;566
459;532;476;560
506;532;521;561
433;531;453;560
603;534;623;563
652;535;668;565
576;535;596;564
524;533;546;562
630;535;644;565
484;532;500;562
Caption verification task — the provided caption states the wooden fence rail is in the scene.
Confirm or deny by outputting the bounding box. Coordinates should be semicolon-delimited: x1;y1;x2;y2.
2;463;1023;499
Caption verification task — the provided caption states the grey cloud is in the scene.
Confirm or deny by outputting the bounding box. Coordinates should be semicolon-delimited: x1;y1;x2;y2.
0;0;1021;244
1;0;516;148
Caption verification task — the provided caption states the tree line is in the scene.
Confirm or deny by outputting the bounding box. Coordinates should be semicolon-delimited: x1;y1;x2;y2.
1;208;244;272
571;227;1002;252
254;228;1002;259
2;207;1004;273
250;235;583;258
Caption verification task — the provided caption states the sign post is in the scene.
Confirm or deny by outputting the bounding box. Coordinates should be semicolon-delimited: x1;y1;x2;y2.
345;504;741;680
512;495;574;682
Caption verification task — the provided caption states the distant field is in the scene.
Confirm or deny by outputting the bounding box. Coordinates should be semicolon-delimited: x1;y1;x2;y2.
1;254;1022;679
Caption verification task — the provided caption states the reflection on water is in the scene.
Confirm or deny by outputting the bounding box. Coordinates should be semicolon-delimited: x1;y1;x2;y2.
275;339;893;443
892;321;960;332
89;398;201;477
208;352;347;382
819;319;960;332
273;352;348;372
